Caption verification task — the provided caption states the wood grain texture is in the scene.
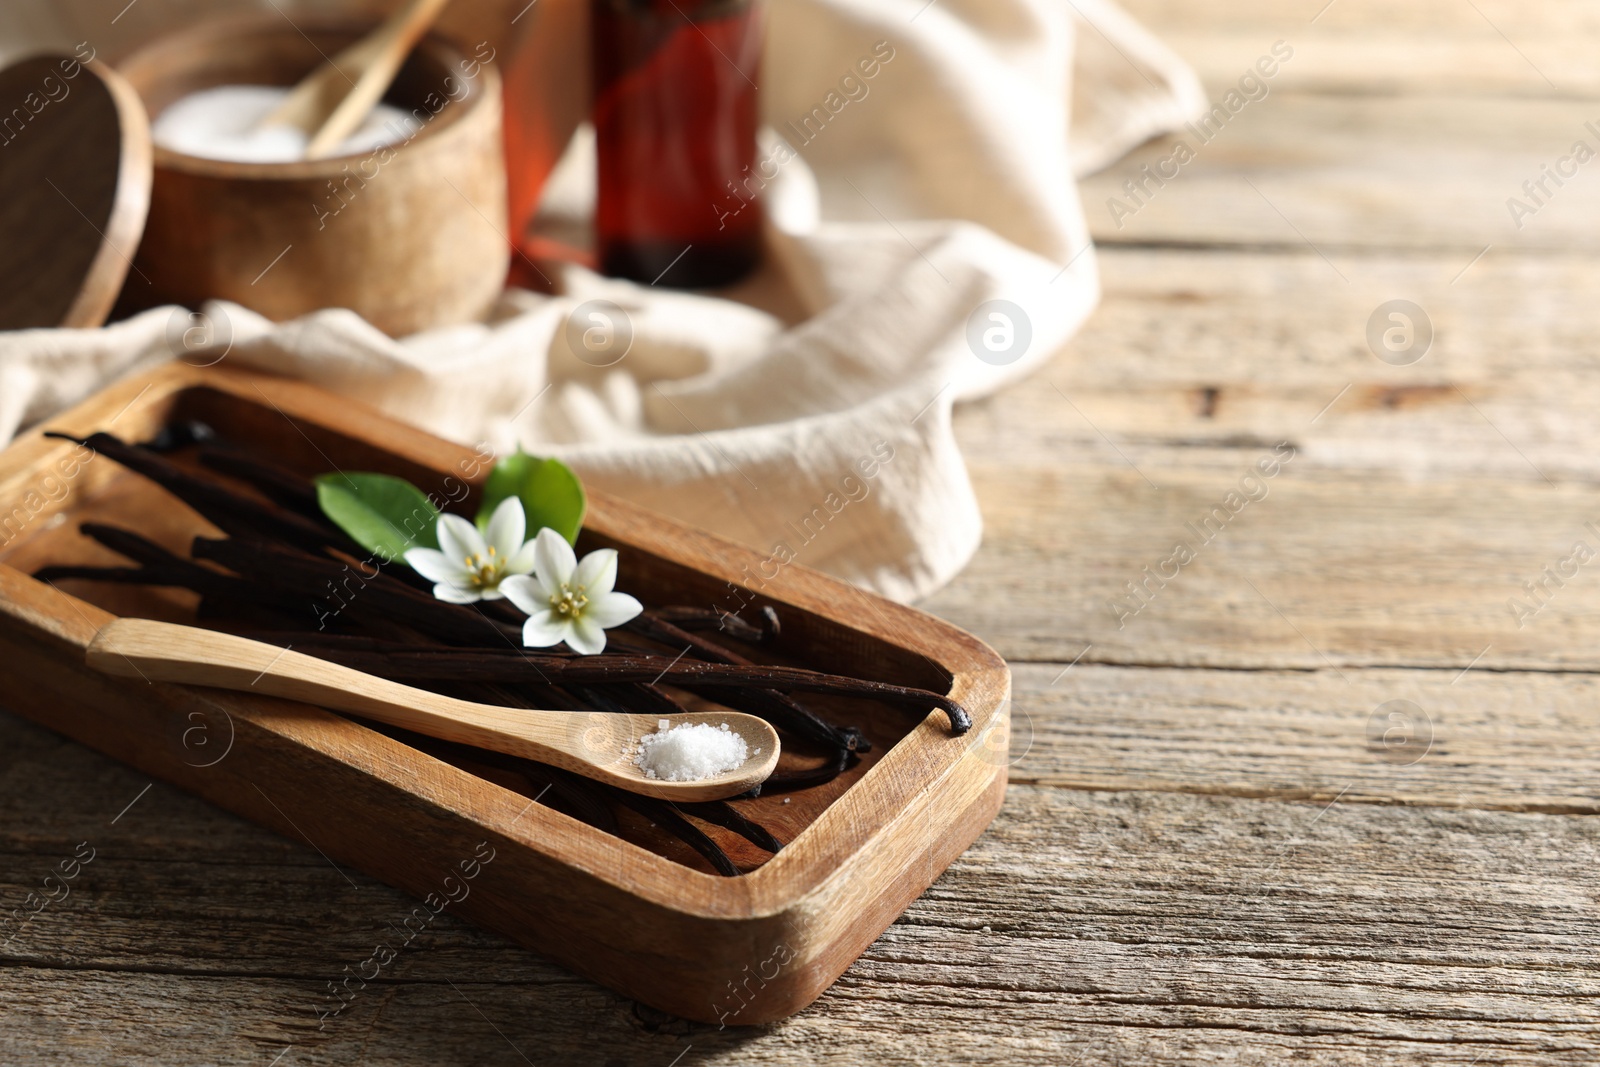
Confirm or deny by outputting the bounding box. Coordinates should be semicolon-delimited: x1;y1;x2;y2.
0;56;150;329
923;247;1600;668
4;0;1600;1061
1005;663;1600;813
3;711;1597;1065
0;363;1010;1025
1083;92;1599;252
925;452;1600;669
1103;0;1600;96
115;16;508;336
86;618;784;801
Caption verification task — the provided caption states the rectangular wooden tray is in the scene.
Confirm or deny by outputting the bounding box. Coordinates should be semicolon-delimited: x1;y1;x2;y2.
0;364;1010;1024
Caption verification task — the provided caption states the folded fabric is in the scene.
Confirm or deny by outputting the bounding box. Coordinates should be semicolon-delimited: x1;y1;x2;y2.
0;0;1203;602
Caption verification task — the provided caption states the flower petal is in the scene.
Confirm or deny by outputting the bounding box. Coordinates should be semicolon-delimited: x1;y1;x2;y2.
572;547;618;597
484;496;526;561
567;615;607;655
505;536;539;576
583;590;642;630
499;574;545;615
404;547;470;585
521;608;571;648
437;513;485;567
532;527;576;596
432;582;481;604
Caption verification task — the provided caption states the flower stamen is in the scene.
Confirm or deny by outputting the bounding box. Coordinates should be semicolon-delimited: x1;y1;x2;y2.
405;497;543;606
550;583;590;617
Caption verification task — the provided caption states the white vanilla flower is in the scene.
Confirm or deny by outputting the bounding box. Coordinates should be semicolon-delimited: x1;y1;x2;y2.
501;528;642;654
403;497;539;604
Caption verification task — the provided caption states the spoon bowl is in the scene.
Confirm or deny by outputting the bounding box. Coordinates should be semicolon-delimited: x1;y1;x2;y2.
86;619;779;801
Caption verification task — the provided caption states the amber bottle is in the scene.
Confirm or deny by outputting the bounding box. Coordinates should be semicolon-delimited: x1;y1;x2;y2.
590;0;764;288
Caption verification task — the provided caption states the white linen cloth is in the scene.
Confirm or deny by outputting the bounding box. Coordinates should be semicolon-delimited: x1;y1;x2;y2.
0;0;1202;603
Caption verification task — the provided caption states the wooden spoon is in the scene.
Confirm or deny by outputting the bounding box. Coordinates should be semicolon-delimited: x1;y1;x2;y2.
262;0;454;160
86;619;779;801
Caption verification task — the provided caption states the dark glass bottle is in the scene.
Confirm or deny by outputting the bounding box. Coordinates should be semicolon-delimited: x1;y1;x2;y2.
591;0;764;288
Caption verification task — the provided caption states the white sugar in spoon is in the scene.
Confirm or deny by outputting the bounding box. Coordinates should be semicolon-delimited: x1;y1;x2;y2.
86;618;779;801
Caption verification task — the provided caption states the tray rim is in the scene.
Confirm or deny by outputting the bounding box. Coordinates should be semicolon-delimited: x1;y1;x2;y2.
0;363;1011;923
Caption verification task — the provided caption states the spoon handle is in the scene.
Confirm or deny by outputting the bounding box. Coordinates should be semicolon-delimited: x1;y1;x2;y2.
87;618;564;763
305;0;455;159
260;0;453;153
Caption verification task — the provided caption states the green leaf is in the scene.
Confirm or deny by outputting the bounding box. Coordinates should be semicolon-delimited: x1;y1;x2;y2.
477;453;586;545
315;473;441;563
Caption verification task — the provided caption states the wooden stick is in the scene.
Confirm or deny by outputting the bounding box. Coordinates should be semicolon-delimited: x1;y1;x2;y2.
259;0;454;159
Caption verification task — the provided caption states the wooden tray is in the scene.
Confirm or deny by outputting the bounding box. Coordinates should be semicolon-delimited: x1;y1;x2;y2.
0;364;1010;1024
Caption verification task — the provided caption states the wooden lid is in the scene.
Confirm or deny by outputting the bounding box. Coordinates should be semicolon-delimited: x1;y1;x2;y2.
0;53;152;330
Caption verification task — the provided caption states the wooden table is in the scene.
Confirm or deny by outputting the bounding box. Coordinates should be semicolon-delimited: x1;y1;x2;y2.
6;1;1599;1062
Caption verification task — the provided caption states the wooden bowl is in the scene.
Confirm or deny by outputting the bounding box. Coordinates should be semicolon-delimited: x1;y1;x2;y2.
0;364;1011;1024
116;16;509;337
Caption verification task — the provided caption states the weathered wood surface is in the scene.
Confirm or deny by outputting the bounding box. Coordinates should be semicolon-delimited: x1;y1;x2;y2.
6;0;1600;1062
1109;0;1600;96
1005;664;1600;813
1081;92;1600;252
0;364;1012;1026
926;247;1600;668
4;711;1599;1065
